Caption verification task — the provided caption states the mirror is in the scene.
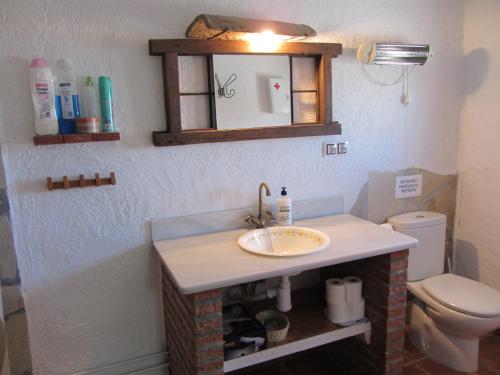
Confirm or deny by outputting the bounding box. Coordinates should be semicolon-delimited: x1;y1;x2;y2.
178;55;319;131
179;56;211;130
149;39;342;146
291;57;318;124
213;55;291;129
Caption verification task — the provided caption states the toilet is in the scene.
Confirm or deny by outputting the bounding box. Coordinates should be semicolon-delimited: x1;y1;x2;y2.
388;211;500;373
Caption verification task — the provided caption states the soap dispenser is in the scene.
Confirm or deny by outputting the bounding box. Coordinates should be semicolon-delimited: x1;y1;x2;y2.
277;187;292;226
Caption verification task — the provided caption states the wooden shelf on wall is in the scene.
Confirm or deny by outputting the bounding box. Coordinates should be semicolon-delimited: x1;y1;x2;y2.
33;132;120;146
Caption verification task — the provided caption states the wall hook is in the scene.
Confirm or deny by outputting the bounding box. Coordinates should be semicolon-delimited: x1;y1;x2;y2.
47;172;116;191
215;73;237;98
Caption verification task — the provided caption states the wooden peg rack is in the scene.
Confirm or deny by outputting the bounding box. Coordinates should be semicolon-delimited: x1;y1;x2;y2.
47;172;116;191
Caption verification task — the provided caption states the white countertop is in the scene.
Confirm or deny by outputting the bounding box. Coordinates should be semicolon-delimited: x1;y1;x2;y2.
153;214;418;294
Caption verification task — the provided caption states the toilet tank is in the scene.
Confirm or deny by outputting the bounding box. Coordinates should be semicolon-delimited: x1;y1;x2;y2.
388;211;446;281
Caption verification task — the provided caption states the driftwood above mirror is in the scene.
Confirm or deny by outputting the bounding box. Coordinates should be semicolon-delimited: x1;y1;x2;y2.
149;39;342;146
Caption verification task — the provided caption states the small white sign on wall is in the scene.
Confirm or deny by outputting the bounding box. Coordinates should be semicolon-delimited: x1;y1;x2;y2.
395;174;423;199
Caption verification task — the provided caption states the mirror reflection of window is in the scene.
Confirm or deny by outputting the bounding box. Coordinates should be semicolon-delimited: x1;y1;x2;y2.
178;56;211;130
291;57;318;124
293;92;317;124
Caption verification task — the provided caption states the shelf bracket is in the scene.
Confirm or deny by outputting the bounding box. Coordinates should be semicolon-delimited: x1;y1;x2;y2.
356;321;372;344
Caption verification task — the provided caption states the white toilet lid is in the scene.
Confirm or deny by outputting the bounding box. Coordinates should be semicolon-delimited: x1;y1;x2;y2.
422;273;500;318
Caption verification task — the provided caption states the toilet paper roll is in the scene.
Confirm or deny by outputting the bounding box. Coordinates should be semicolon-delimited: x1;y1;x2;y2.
379;223;393;231
325;278;346;304
344;276;363;303
348;298;365;321
326;301;350;324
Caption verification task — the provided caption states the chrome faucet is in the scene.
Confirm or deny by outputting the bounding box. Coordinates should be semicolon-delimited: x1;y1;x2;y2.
246;182;275;228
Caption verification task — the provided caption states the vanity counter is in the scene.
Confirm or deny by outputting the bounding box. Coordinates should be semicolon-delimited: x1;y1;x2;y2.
153;213;417;294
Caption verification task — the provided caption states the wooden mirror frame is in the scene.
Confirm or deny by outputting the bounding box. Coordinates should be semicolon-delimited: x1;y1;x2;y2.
149;39;342;146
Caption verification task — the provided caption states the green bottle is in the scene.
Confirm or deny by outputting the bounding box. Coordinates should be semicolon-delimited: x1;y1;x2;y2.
98;76;114;132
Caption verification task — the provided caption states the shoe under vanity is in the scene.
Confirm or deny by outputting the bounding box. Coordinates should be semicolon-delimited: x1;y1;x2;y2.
152;196;417;374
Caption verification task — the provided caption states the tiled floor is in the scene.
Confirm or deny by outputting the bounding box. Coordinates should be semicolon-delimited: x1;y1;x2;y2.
232;333;500;374
231;348;343;375
403;334;500;375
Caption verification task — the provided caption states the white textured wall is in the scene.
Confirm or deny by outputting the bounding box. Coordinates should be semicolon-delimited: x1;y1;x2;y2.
455;0;500;290
0;1;464;374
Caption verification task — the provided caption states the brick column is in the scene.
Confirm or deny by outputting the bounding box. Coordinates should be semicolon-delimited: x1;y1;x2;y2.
320;250;409;375
162;265;224;375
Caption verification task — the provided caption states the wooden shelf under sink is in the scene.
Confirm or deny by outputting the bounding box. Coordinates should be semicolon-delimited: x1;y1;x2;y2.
224;288;371;373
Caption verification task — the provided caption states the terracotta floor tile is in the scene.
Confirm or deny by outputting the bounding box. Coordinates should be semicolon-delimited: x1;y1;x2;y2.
282;351;338;375
404;337;427;365
476;367;500;375
233;334;500;375
479;335;500;372
479;357;500;374
404;363;429;375
234;362;292;375
415;358;467;375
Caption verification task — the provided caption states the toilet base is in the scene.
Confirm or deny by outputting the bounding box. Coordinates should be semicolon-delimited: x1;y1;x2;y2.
409;301;479;373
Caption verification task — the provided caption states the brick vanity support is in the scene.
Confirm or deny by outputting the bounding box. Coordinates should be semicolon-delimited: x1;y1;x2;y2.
321;250;409;375
162;265;224;375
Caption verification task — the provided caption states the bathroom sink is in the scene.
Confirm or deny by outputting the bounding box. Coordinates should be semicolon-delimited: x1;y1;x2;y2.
238;226;331;257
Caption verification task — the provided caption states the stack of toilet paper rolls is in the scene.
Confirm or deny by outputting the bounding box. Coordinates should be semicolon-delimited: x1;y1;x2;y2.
325;277;365;324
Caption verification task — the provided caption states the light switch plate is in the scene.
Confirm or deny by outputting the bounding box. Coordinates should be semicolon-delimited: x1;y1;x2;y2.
323;140;349;157
325;143;337;155
337;142;348;154
395;174;423;199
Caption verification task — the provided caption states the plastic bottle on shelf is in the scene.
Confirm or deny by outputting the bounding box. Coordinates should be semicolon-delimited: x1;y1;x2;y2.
81;76;99;119
98;76;114;132
55;59;80;134
29;58;59;135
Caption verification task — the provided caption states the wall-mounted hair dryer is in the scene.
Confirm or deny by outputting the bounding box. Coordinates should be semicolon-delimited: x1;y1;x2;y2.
357;43;431;65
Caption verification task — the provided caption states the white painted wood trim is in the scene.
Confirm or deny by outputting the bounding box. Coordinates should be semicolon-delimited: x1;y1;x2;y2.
224;321;371;372
72;352;168;375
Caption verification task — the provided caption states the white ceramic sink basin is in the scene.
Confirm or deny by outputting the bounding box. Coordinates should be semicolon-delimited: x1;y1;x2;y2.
238;226;331;257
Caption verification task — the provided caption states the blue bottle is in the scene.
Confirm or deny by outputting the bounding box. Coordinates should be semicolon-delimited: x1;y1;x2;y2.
55;59;80;134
